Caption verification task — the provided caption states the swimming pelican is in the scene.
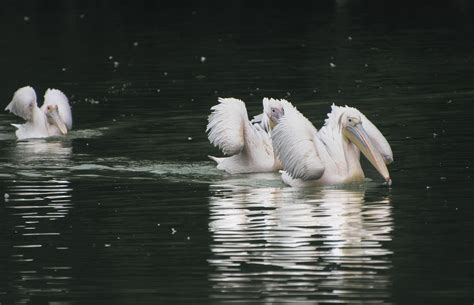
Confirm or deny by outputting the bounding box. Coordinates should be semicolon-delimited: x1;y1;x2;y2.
206;97;292;173
5;86;72;140
272;103;393;186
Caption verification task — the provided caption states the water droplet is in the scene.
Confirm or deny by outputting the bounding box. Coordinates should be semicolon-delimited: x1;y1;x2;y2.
200;56;206;63
329;62;336;68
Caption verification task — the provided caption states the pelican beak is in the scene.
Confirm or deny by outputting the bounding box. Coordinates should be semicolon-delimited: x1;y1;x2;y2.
48;107;68;135
344;123;391;184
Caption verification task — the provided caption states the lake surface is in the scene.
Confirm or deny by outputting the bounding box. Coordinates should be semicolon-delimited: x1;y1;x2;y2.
1;2;473;304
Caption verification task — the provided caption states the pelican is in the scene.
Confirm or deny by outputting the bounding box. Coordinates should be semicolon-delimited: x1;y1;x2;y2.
5;86;72;140
272;103;393;187
206;97;292;173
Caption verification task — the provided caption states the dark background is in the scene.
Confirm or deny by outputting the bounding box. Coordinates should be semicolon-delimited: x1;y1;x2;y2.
0;1;473;304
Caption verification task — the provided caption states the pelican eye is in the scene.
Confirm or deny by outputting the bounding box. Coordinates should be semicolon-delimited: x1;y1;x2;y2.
348;118;352;122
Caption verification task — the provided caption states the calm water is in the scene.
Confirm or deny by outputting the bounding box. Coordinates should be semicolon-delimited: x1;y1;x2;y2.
1;2;473;304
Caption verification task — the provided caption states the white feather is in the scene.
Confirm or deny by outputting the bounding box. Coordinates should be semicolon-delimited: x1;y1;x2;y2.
275;103;393;187
260;98;294;133
206;97;290;174
316;104;348;173
206;98;248;156
4;86;38;121
272;105;325;180
319;104;393;165
4;86;73;140
262;98;293;115
42;88;73;130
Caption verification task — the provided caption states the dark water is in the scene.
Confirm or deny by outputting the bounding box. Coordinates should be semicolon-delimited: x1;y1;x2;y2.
1;1;474;304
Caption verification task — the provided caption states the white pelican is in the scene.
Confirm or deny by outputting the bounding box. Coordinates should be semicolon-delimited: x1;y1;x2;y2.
206;97;292;173
272;103;393;186
5;86;72;140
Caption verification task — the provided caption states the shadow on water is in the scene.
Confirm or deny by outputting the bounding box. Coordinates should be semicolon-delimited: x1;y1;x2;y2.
208;183;393;303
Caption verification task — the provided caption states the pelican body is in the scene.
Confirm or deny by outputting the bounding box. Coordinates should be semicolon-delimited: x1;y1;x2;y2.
5;86;72;140
206;97;291;174
272;104;393;187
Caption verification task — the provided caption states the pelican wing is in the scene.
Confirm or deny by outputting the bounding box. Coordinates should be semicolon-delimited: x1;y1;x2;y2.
272;106;325;180
4;86;38;121
207;98;252;156
41;89;73;129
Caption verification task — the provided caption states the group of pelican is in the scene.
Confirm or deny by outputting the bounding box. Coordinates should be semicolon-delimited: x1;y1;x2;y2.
4;86;393;187
207;97;393;187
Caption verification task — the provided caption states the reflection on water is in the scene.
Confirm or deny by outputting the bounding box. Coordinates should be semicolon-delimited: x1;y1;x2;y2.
0;1;472;303
6;140;73;175
208;184;392;303
3;140;73;304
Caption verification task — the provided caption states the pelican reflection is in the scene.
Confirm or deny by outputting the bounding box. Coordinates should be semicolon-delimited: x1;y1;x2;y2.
208;184;393;302
3;140;74;303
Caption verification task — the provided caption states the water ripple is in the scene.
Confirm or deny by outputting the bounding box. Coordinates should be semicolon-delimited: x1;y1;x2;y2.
2;141;74;304
208;185;393;303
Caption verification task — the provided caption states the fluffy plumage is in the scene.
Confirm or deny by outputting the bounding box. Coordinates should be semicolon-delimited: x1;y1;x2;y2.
207;98;247;156
271;104;325;180
273;103;393;187
206;97;292;173
42;89;73;130
5;86;72;140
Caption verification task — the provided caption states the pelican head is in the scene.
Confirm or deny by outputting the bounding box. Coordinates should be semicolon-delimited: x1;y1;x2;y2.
339;109;391;183
45;104;68;135
263;98;288;131
270;106;285;125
